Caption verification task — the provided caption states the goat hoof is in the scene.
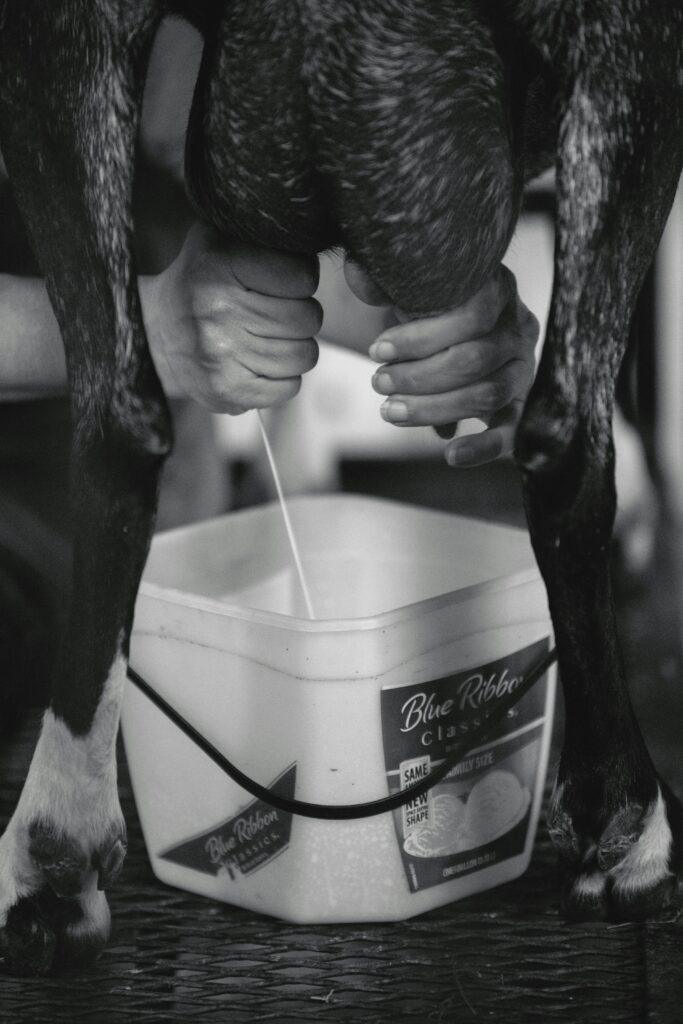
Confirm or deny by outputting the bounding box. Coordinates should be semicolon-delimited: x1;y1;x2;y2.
548;778;680;922
0;883;111;976
0;814;123;975
609;872;678;921
0;897;56;976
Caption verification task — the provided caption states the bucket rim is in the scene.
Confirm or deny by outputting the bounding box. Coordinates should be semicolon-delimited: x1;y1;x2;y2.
137;494;542;633
136;564;543;634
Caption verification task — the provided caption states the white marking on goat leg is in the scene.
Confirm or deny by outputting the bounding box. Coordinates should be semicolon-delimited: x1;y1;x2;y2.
573;870;607;900
0;643;127;926
13;648;126;839
609;787;673;894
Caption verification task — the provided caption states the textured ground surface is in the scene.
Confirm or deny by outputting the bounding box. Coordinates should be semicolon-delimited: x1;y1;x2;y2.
0;717;681;1024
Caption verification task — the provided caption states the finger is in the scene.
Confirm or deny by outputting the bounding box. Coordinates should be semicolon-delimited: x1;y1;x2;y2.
203;373;303;414
253;375;303;407
444;423;510;467
238;336;320;379
444;401;524;467
379;360;529;426
371;334;523;396
206;293;324;339
368;265;517;363
343;259;393;306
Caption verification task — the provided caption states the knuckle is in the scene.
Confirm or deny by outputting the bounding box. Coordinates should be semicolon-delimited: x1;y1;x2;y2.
196;327;220;358
479;379;509;410
395;324;417;352
396;366;419;392
459;345;486;378
204;340;234;375
191;283;233;325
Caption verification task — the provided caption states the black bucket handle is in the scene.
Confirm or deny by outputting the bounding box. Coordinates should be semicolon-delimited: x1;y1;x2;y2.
126;646;557;821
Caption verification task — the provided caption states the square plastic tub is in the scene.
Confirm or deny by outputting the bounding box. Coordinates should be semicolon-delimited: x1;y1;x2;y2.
121;494;556;923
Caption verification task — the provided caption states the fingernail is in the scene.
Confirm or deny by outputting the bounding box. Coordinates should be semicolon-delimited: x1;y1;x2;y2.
447;444;474;466
381;400;408;422
372;372;393;394
369;340;397;362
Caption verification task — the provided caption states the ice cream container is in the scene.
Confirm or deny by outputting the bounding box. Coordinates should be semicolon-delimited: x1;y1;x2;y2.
121;493;556;923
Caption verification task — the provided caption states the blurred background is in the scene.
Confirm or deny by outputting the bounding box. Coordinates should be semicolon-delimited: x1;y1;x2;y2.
0;17;681;789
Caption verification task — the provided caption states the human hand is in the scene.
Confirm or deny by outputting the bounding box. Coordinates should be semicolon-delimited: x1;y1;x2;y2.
357;265;539;466
141;223;322;412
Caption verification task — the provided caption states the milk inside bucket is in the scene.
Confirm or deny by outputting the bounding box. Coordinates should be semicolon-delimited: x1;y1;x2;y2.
122;452;557;923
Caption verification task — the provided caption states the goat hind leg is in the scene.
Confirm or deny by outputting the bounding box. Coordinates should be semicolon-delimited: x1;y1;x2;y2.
0;2;167;973
515;15;683;920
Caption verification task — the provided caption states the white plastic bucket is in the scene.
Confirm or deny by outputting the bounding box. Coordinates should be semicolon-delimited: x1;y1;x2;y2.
122;494;556;923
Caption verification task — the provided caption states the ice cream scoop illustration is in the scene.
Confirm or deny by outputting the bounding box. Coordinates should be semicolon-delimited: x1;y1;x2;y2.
403;769;531;858
464;769;530;843
403;792;466;858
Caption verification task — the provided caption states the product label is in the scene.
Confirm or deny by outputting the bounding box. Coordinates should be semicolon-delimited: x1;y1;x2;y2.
381;639;550;893
159;764;296;880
